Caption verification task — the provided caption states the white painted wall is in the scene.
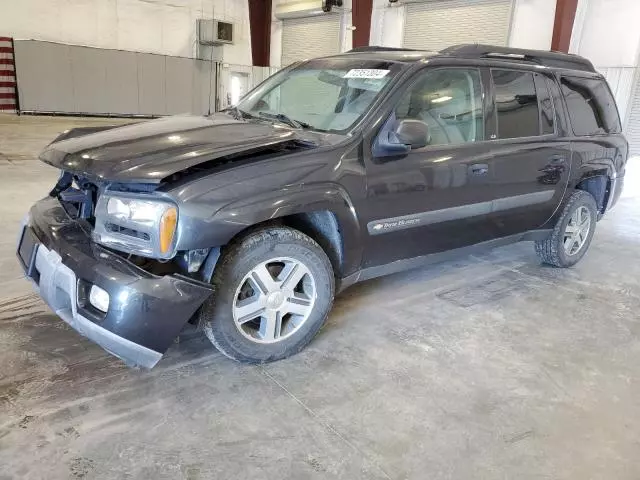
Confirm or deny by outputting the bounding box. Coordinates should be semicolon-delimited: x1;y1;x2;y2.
569;0;640;127
369;0;405;48
570;0;640;67
0;0;252;64
508;0;556;50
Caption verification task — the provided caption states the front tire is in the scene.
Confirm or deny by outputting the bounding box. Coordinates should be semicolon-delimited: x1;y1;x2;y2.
200;227;335;363
535;190;597;267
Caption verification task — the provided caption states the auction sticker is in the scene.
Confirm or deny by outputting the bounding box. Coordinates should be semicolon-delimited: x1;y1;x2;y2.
343;69;390;79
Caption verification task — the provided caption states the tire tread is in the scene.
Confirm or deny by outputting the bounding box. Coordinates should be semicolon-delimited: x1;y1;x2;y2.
200;226;334;363
534;190;596;268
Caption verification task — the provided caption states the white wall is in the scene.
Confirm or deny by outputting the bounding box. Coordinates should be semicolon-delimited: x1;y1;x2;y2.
0;0;252;64
569;0;640;126
369;0;405;48
570;0;640;67
508;0;556;50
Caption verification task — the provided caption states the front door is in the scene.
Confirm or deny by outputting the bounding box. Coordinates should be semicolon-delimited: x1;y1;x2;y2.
360;66;500;268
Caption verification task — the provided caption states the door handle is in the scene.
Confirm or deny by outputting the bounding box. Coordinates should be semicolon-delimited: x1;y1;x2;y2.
469;163;489;176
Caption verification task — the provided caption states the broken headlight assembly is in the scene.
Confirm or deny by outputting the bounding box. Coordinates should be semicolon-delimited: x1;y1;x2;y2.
92;193;178;259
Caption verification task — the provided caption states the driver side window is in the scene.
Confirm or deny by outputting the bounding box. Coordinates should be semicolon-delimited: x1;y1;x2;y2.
396;68;484;147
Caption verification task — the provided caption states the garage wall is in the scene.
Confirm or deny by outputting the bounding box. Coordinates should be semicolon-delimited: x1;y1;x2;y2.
569;0;640;152
370;0;556;51
0;0;251;64
508;0;556;50
13;40;217;116
281;14;342;66
270;0;351;68
402;0;512;51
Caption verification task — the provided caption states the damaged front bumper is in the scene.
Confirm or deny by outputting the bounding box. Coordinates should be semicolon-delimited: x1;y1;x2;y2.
17;196;213;368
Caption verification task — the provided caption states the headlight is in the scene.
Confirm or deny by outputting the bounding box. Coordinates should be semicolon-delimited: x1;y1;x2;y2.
93;194;178;258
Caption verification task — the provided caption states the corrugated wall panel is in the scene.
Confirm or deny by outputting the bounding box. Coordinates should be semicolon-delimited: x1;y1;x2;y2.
403;0;512;51
14;40;218;116
623;69;640;155
281;14;341;67
137;53;166;115
13;41;73;112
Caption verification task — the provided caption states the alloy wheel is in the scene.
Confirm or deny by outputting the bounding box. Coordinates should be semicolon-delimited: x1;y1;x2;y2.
232;257;316;343
563;206;591;256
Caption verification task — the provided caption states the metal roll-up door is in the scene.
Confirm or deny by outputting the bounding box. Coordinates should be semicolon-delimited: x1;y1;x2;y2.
403;0;513;51
281;14;341;67
624;70;640;155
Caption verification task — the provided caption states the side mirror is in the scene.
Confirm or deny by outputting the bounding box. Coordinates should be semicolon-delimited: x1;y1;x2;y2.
372;115;430;158
394;119;429;149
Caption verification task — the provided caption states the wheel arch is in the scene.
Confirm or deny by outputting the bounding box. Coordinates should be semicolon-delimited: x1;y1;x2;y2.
211;183;363;278
572;157;617;214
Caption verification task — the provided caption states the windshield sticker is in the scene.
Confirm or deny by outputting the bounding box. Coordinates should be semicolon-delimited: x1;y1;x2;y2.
343;69;390;79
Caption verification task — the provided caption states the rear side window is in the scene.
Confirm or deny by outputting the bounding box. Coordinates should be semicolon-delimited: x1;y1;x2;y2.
561;76;621;136
491;70;541;139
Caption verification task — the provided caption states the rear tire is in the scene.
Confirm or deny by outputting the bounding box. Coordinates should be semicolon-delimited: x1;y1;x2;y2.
535;190;597;267
200;226;334;363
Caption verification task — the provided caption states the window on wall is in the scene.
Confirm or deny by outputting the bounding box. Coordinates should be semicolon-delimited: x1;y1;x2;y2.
395;68;484;146
561;76;622;136
492;69;540;139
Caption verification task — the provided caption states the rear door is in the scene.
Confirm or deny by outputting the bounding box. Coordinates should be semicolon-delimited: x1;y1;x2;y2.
484;68;572;237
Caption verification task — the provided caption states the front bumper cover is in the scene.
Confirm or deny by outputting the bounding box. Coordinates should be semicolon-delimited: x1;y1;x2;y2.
19;197;213;368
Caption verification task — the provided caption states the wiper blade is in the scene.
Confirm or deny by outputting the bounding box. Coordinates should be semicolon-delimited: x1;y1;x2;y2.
257;111;311;129
225;106;254;121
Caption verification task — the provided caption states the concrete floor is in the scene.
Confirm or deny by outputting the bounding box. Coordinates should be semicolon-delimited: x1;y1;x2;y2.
1;114;640;480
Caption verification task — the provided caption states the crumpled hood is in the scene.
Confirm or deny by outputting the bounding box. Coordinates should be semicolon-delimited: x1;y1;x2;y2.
39;114;326;183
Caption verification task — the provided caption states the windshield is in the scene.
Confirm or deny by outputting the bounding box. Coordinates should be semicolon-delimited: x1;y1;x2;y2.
236;58;405;133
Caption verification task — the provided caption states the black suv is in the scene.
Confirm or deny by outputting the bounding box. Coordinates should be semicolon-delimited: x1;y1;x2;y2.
17;44;627;368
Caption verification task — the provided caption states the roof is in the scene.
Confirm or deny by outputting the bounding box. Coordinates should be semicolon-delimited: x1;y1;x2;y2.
336;44;596;73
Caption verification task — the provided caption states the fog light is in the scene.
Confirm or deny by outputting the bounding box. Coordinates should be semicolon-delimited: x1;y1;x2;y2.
89;285;110;313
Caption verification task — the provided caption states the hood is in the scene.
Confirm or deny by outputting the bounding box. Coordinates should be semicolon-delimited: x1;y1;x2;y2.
39;114;332;183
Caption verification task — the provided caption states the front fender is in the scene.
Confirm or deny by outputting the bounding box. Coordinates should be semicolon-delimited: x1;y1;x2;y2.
179;182;363;275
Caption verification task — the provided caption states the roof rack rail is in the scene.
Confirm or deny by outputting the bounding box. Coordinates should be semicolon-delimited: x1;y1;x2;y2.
348;46;419;53
440;44;596;73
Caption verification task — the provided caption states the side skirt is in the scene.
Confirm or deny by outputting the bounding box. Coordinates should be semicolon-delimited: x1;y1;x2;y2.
338;229;552;292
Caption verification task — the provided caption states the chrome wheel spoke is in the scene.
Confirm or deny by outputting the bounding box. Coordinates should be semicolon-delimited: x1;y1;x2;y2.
580;217;590;230
564;224;578;235
279;262;306;291
283;294;313;316
564;236;574;251
250;263;279;294
259;309;281;341
235;296;265;324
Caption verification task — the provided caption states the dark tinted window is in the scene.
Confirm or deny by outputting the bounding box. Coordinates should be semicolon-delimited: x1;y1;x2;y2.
396;68;484;146
561;76;621;136
492;70;540;139
534;74;555;135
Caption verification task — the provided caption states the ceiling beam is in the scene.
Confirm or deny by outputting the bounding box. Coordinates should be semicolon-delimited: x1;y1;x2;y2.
551;0;578;52
352;0;373;49
248;0;272;66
